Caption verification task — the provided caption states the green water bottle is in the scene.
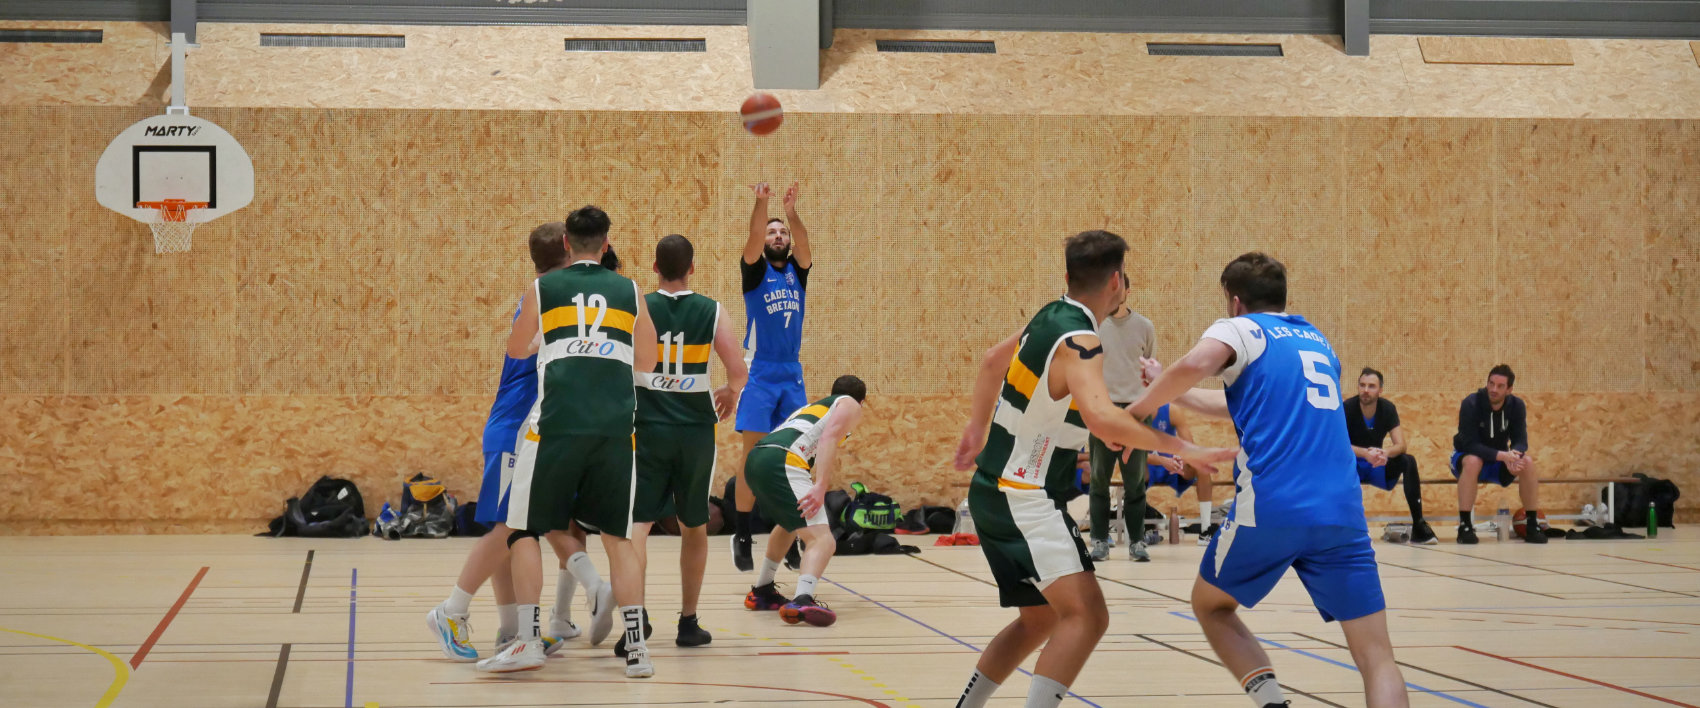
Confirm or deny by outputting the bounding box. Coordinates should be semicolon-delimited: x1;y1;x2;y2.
1648;502;1658;539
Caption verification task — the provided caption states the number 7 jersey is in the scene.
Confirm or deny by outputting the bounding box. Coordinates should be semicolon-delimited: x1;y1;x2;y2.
535;260;641;438
1205;313;1363;530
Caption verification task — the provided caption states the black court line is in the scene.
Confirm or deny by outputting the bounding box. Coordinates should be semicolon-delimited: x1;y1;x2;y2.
293;550;315;613
906;553;995;586
1296;632;1560;708
1135;633;1347;708
1096;575;1190;604
1378;560;1564;600
265;644;291;708
1411;546;1700;599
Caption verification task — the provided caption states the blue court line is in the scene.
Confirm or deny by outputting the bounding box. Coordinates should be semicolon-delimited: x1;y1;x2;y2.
345;568;357;708
1170;612;1487;708
828;577;1104;708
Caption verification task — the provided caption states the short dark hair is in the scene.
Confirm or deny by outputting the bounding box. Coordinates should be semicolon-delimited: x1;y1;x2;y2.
1220;252;1287;312
600;245;621;273
831;374;867;403
766;217;786;227
565;205;611;255
1064;230;1128;293
1359;367;1384;385
527;222;567;274
1488;364;1515;388
655;234;693;281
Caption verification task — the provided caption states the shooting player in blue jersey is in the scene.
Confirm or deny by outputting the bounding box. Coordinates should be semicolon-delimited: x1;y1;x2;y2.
729;181;813;572
1130;253;1409;708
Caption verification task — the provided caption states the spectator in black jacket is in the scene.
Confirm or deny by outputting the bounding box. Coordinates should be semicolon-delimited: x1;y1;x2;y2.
1450;365;1543;545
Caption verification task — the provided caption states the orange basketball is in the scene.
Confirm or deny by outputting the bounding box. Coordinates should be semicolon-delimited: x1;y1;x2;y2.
741;93;783;136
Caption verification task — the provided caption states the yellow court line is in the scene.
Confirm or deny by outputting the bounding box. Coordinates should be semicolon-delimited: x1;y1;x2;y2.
0;626;129;708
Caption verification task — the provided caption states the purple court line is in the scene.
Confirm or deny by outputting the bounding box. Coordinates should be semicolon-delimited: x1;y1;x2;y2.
345;568;357;708
827;577;1105;708
1170;612;1487;708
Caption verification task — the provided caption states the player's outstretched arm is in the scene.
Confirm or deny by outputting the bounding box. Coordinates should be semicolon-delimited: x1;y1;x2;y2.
801;400;862;518
1128;339;1234;419
1060;335;1237;470
506;285;541;358
632;291;659;375
783;182;811;269
743;182;772;265
955;332;1021;470
710;304;748;420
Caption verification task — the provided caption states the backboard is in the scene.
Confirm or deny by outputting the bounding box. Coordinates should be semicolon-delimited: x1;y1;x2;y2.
95;113;253;224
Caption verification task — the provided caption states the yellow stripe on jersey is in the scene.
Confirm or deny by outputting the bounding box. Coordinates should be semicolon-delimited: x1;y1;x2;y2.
656;342;712;365
792;404;830;421
541;306;636;336
786;452;811;470
998;478;1041;491
524;427;540;442
1005;357;1039;398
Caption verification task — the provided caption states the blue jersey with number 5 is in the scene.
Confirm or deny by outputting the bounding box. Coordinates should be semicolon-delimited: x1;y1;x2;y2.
1203;312;1362;529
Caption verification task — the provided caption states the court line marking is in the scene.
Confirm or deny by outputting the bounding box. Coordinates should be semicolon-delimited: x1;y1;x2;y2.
1133;632;1347;708
294;549;315;613
130;566;208;669
1456;645;1700;708
265;643;291;708
1598;554;1700;572
430;678;894;706
1296;631;1559;708
1378;560;1563;599
0;626;129;708
1411;546;1700;599
346;568;358;708
1170;612;1486;707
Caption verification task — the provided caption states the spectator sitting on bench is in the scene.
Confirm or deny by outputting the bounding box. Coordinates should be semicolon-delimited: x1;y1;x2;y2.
1452;364;1544;545
1347;367;1435;545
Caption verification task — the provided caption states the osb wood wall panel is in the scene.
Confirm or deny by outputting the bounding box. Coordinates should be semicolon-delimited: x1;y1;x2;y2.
5;22;1700;119
2;110;1699;533
1417;37;1575;66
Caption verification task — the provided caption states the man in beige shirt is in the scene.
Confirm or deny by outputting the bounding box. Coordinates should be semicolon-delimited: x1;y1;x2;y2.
1086;273;1158;561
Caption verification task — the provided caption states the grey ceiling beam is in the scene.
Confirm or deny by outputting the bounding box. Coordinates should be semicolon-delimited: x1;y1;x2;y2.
748;0;820;89
1344;0;1368;55
171;0;195;44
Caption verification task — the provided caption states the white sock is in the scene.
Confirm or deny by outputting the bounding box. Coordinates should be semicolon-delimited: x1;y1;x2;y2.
757;558;780;587
445;586;473;616
620;606;647;649
567;551;602;590
1241;667;1284;706
1024;674;1067;708
517;604;541;640
956;669;1001;708
497;603;518;637
1199;502;1213;527
554;569;576;621
796;574;818;599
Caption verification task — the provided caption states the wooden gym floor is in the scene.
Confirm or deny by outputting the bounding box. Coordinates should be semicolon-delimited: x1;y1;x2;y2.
2;530;1697;708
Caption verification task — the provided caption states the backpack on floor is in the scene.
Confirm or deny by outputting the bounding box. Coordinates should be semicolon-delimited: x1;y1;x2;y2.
263;476;369;538
379;473;456;539
840;482;903;533
1605;473;1680;528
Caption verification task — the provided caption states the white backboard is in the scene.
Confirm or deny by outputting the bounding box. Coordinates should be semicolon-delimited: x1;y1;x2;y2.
95;114;253;223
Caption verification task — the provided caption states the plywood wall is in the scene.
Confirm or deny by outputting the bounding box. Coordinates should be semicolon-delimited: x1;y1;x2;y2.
1;109;1697;533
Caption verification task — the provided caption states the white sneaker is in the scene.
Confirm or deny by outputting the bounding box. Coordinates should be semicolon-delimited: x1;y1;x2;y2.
503;632;565;657
495;631;516;656
476;637;545;673
544;609;579;656
588;580;615;646
1130;541;1150;562
425;604;479;662
625;646;655;678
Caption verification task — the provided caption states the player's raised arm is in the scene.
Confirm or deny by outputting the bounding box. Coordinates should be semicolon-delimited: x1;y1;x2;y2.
954;331;1021;470
711;304;749;420
743;182;773;265
783;182;811;269
506;284;540;358
1128;339;1235;420
1059;334;1236;470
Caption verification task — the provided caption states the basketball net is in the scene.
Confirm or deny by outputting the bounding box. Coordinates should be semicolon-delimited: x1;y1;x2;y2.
139;199;208;254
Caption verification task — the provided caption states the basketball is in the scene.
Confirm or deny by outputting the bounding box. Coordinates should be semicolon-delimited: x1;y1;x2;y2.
740;93;783;135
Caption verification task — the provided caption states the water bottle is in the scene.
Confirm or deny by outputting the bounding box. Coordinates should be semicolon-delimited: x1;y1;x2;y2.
955;496;975;537
1495;508;1509;542
1648;502;1658;539
1168;506;1181;545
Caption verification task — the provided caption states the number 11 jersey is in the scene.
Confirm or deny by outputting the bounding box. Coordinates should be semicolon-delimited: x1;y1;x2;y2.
1205;312;1363;530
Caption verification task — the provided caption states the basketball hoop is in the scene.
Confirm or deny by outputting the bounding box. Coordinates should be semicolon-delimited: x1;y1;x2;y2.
137;199;208;254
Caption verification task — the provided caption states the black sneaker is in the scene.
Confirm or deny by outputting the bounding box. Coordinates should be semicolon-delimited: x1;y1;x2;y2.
1525;527;1549;544
731;534;754;573
675;614;712;647
612;609;653;658
1457;525;1479;545
783;539;803;571
1410;520;1438;545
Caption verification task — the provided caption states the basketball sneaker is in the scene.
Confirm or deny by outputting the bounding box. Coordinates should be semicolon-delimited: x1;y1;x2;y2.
783;539;803;571
546;608;581;652
1088;538;1111;561
1197;524;1217;547
498;632;563;657
676;614;713;647
625;646;654;678
745;581;790;611
612;609;652;658
1129;540;1150;562
1143;528;1162;546
588;579;615;646
732;534;755;573
1457;525;1479;545
779;595;837;627
475;637;545;673
425;604;479;662
1409;520;1438;546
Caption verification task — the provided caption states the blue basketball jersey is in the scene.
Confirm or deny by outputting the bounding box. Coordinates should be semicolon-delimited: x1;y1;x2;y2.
480;302;538;453
742;258;806;363
1204;313;1363;529
1151;404;1173;436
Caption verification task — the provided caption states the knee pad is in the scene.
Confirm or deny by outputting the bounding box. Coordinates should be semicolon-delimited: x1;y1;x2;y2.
506;529;540;548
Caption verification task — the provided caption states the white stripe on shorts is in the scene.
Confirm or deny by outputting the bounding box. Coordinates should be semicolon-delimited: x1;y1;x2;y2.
1004;488;1085;589
786;464;829;527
